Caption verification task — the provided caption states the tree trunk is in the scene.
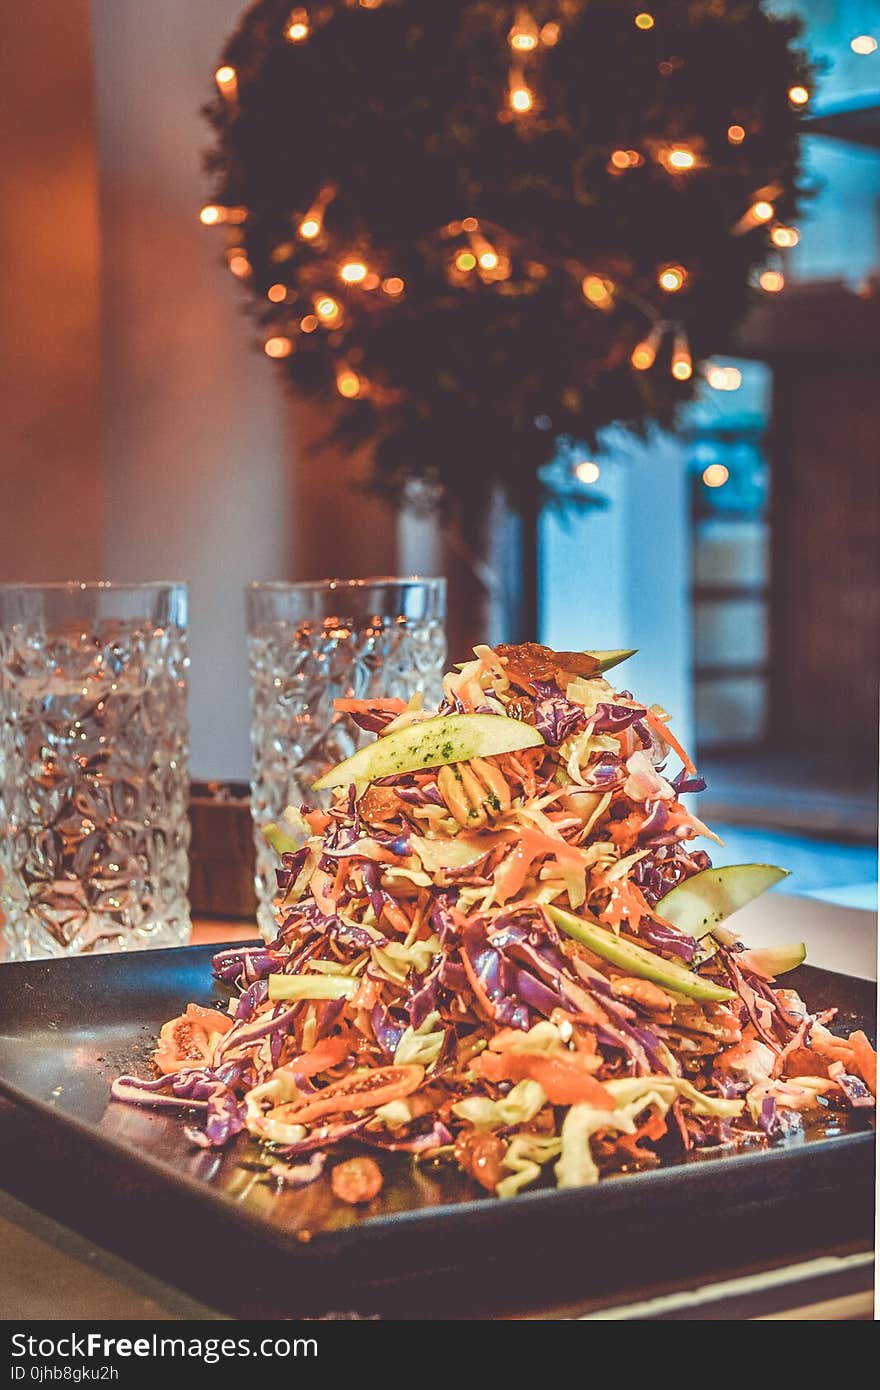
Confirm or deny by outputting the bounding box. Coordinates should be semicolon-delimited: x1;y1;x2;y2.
441;485;540;661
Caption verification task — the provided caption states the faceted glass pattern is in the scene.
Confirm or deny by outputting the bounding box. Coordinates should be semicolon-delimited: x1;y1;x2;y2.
0;583;191;959
247;579;446;938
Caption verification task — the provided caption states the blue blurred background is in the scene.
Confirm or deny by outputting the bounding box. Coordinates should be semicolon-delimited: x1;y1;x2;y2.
542;0;879;911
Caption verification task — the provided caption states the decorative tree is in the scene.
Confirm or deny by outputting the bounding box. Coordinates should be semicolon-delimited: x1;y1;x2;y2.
202;0;810;634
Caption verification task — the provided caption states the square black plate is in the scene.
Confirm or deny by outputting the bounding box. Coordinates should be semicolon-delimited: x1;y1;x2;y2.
0;946;874;1318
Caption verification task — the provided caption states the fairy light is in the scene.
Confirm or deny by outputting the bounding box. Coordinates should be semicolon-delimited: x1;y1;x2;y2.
664;146;697;172
771;225;799;249
509;72;534;113
362;272;380;290
285;8;309;42
214;65;238;100
635;13;654;30
671;330;692;380
658;263;687;293
298;186;335;242
456;250;477;272
630;324;662;371
734;199;775;234
759;269;785;293
702;463;729;488
315;293;342;324
540;22;560;46
382;276;405;295
574;460;601;484
610;149;643;172
267;283;288;302
340;260;369;284
582;275;615;310
199;204;247;226
727;124;746;144
788;84;810;106
336;368;362;398
851;35;878;55
300;315;318;333
509;11;539;52
478;249;499;270
227;252;251;278
705;364;742;391
264;336;293;358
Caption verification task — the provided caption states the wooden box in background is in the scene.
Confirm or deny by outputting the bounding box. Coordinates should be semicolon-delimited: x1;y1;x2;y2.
188;782;256;921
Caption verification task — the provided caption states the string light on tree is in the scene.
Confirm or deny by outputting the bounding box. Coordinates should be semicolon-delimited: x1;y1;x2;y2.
298;185;335;241
630;323;663;371
851;34;878;55
227;251;251;278
336;367;364;397
340;259;369;284
733;197;775;234
314;293;342;324
759;269;785;292
671;330;692;380
574;460;601;484
508;71;535;113
771;225;799;248
702;463;729;488
264;335;293;358
286;8;310;42
509;10;539;52
199;204;247;225
202;0;811;510
582;275;615;311
661;145;698;173
658;263;687;293
214;65;238;101
705;363;742;391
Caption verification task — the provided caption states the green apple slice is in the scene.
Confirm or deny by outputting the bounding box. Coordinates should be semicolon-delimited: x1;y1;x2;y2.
546;904;736;1003
312;712;544;791
734;942;807;979
656;863;790;940
586;649;637;673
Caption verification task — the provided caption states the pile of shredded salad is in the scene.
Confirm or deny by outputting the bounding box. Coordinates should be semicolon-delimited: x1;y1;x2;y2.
114;643;876;1203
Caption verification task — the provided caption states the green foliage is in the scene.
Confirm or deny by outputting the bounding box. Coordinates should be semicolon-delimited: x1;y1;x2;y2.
205;0;809;510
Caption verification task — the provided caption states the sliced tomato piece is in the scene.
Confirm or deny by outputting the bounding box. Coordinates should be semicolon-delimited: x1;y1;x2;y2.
472;1050;612;1107
154;1003;234;1074
268;1063;424;1127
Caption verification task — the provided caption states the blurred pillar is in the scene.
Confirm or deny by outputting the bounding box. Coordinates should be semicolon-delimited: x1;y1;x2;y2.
91;0;292;781
0;0;102;581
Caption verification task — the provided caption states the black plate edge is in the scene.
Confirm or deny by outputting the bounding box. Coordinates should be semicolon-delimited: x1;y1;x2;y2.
0;983;874;1260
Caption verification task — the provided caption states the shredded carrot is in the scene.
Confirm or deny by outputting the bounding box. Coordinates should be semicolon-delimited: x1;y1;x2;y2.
645;709;696;775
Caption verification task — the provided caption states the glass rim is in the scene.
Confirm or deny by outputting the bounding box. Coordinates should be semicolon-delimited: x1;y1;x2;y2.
246;575;445;593
0;580;187;593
